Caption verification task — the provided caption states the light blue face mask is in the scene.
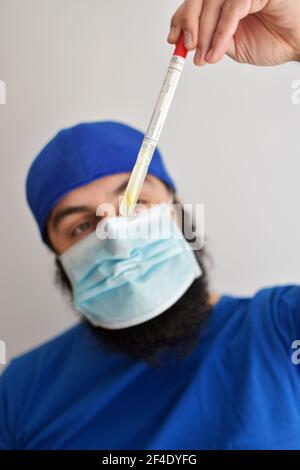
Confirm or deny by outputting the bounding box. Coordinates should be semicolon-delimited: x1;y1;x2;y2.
59;204;202;330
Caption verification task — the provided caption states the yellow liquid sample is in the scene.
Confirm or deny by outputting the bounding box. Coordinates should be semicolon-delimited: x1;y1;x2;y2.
119;140;156;216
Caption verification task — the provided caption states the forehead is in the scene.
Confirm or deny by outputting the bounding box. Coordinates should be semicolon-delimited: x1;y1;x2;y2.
50;172;167;213
54;173;129;207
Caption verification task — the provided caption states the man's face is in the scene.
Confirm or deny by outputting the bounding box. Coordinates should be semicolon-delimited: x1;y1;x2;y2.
46;172;171;254
46;171;210;368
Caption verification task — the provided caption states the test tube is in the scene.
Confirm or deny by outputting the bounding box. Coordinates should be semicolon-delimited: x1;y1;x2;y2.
119;34;188;216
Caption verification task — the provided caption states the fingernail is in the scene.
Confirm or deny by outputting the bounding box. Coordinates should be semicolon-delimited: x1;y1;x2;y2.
168;26;177;41
194;48;207;66
206;49;213;60
184;31;193;49
194;48;202;65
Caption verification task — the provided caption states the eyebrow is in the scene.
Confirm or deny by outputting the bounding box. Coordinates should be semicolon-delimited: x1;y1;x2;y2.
51;206;92;231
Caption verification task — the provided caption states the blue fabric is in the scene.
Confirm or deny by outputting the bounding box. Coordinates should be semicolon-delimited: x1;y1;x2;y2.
1;284;300;450
26;121;176;240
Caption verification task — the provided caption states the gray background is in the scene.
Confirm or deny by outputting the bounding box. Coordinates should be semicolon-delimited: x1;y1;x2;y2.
0;0;299;365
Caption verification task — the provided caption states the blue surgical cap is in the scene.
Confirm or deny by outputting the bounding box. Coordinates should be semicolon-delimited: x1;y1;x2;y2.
26;121;176;240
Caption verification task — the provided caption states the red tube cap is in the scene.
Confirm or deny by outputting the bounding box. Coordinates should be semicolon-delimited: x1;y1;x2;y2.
174;33;188;58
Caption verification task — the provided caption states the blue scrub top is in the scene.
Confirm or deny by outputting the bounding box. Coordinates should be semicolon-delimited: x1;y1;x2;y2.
1;284;300;450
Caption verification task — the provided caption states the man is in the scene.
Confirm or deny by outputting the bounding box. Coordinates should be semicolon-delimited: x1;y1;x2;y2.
0;0;300;450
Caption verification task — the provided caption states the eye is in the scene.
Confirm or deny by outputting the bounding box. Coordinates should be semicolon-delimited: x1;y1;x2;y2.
71;220;93;237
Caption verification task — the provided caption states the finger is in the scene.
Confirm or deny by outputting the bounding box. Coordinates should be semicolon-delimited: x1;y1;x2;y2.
225;36;237;61
168;0;204;50
168;4;185;44
181;0;204;50
249;0;270;14
194;0;226;66
205;0;251;63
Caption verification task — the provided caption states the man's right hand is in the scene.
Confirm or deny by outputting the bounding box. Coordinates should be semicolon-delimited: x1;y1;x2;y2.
167;0;300;67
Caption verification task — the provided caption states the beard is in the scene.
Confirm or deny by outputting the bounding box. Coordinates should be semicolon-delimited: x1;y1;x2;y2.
55;249;212;369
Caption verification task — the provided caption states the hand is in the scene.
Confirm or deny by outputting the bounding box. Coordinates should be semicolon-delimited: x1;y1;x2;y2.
167;0;300;66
